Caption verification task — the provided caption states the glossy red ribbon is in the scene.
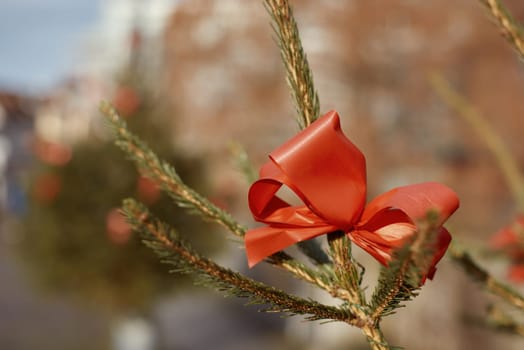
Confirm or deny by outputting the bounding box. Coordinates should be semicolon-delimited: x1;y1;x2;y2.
245;111;459;279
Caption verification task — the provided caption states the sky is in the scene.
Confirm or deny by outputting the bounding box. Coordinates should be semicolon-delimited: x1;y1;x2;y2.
0;0;101;94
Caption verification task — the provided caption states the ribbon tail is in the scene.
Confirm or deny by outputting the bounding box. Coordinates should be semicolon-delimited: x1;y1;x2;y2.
350;226;452;282
425;227;452;281
349;229;398;266
245;225;336;267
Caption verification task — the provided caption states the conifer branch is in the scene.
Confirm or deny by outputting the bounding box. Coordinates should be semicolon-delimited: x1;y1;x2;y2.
264;0;320;129
326;234;392;350
101;102;246;237
449;245;524;311
122;198;358;323
479;0;524;59
430;73;524;210
328;232;365;305
370;216;441;321
266;252;332;289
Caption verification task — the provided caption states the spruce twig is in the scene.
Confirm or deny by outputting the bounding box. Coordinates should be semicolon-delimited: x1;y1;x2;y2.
479;0;524;59
264;0;320;129
430;73;524;210
328;232;365;304
122;198;358;324
101;102;246;238
327;235;391;349
370;215;441;322
450;245;524;311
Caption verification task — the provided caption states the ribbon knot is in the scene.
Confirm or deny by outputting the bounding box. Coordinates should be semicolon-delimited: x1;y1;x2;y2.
245;111;459;280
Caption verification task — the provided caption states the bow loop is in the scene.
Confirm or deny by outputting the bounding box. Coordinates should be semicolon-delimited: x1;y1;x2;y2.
264;110;367;227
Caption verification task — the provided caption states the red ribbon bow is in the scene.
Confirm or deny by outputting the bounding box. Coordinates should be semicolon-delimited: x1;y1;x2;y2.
245;111;459;279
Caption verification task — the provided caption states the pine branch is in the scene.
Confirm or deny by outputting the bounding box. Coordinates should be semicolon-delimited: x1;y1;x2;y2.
266;252;333;289
369;215;441;321
430;73;524;211
326;234;393;350
101;102;246;237
264;0;320;129
449;245;524;312
361;325;394;350
328;232;366;304
122;198;358;323
369;246;420;320
479;0;524;60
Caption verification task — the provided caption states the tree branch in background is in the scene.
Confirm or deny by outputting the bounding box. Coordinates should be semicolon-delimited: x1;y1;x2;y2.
430;73;524;211
122;198;358;323
449;245;524;311
479;0;524;59
485;305;524;336
370;215;441;322
101;102;247;237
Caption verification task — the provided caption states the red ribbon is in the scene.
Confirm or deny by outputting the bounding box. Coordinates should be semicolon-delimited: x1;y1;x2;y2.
245;111;459;279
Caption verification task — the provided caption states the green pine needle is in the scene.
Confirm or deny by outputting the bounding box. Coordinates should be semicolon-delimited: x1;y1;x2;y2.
369;243;421;319
369;214;442;321
264;0;320;129
122;198;357;323
100;102;247;238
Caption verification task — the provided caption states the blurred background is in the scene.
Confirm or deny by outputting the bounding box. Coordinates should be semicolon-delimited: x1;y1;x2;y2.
1;0;524;349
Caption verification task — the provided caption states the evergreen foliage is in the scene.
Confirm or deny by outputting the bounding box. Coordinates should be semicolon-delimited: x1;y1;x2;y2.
264;0;320;129
369;217;441;320
122;198;357;323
